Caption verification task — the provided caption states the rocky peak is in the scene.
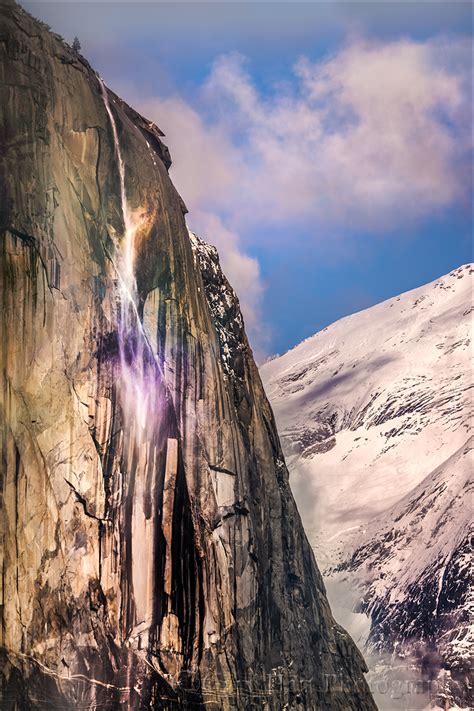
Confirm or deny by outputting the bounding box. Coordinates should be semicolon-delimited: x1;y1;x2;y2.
188;230;246;381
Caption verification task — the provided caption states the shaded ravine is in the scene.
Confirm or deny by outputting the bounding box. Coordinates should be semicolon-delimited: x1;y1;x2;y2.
0;1;376;708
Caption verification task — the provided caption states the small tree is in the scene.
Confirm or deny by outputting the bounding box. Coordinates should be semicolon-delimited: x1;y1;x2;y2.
72;36;81;54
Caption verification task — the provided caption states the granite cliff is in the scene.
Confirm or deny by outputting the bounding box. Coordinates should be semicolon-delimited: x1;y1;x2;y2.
0;1;376;708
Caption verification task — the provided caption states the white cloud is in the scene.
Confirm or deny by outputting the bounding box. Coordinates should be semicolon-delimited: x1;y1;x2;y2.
202;38;470;230
136;36;471;355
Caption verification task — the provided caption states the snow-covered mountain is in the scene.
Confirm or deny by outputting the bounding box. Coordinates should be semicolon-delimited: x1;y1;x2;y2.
260;264;473;709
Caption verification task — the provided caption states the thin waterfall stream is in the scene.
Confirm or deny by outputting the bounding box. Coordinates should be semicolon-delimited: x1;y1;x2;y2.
98;77;160;444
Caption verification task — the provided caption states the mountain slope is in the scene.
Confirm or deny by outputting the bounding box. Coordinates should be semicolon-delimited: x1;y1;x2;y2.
336;437;473;706
0;1;376;708
261;265;473;708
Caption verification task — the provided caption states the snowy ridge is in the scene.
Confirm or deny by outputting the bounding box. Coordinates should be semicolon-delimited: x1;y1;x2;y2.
260;264;473;708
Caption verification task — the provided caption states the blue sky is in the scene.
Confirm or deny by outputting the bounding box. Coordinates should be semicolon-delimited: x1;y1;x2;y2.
24;1;473;357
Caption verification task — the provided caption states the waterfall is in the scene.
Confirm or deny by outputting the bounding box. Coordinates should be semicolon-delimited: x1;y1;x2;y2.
99;78;137;301
98;77;158;444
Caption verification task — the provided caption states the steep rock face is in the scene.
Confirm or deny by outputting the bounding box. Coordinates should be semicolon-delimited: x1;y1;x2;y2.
261;266;473;708
0;2;375;709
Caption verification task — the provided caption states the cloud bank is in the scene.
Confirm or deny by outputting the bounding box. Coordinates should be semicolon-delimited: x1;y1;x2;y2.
138;36;471;354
